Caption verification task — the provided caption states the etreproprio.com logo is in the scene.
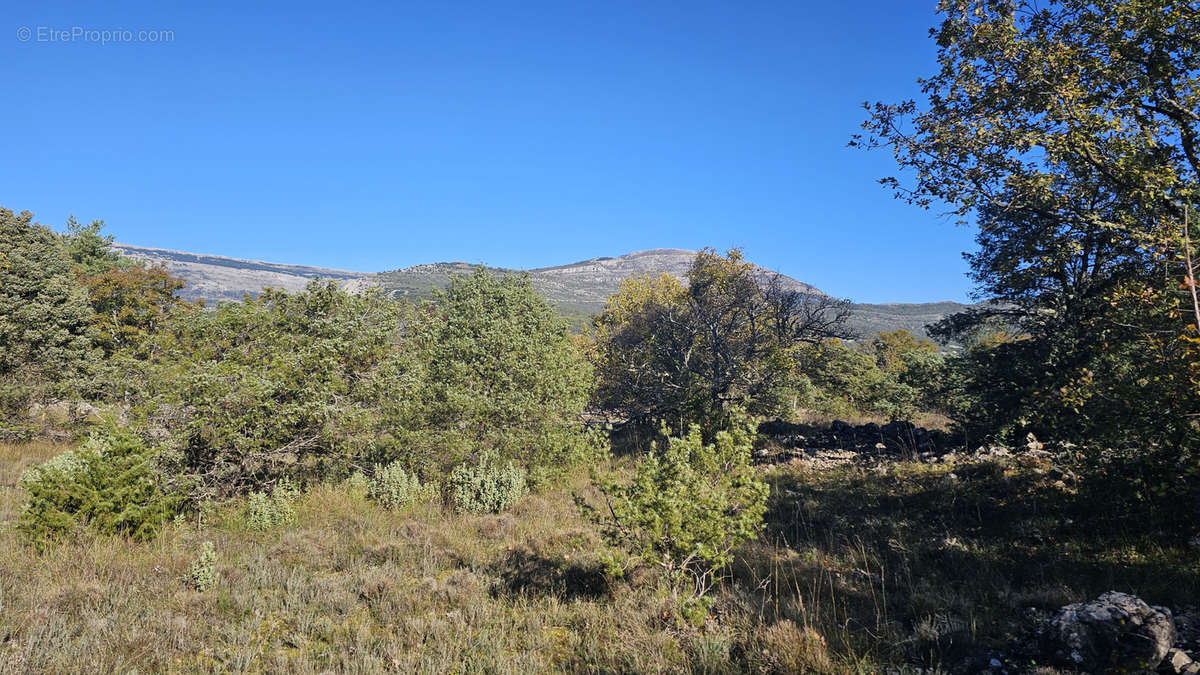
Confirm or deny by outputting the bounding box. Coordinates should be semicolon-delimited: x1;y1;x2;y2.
17;26;174;45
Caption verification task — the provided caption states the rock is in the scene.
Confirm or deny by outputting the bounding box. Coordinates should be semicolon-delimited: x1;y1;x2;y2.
1182;663;1200;675
1025;432;1044;453
1161;648;1194;674
1044;591;1176;673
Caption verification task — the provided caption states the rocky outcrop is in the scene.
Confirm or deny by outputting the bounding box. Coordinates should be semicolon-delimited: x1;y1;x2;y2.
755;418;952;467
114;243;367;304
1043;591;1176;673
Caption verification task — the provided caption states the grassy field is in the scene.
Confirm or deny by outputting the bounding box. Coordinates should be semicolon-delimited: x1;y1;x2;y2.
1;440;1196;673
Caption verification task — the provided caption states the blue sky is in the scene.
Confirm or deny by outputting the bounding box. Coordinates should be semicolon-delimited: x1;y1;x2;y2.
3;1;977;303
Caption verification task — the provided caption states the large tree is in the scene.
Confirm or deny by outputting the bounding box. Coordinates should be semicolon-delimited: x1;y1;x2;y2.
856;0;1200;444
0;208;98;418
590;249;853;431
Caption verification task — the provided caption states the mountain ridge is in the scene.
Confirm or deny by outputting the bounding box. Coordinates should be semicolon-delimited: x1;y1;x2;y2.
114;243;966;338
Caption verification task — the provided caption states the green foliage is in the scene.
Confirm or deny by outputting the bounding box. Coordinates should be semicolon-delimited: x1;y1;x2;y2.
144;280;413;497
82;263;196;356
17;427;184;549
587;410;768;600
0;207;99;418
243;478;300;531
61;215;127;276
367;461;438;509
403;269;594;474
785;335;947;421
589;249;854;433
188;541;218;592
857;1;1200;447
447;452;528;514
342;470;370;497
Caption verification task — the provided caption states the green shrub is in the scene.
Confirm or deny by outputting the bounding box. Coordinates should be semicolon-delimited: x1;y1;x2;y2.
342;470;370;497
188;541;218;591
401;269;594;475
367;461;437;509
144;281;415;498
585;410;768;601
18;427;183;549
447;452;528;514
243;478;300;531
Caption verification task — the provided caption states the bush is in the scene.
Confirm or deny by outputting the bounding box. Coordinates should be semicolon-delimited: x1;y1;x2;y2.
18;427;183;549
188;541;218;592
402;269;594;475
367;461;438;509
447;452;528;514
585;410;768;601
243;478;300;531
144;281;414;498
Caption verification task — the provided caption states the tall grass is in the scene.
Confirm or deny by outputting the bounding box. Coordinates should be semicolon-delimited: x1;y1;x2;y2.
2;441;1195;673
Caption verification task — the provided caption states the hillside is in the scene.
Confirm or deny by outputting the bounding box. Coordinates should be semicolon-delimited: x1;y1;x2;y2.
116;244;967;338
112;244;368;303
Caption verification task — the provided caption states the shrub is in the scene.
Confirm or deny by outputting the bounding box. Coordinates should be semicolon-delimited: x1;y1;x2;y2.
145;281;414;498
342;470;370;497
18;427;184;549
402;269;594;475
188;541;218;592
243;478;300;531
447;452;528;514
367;461;438;509
585;410;768;601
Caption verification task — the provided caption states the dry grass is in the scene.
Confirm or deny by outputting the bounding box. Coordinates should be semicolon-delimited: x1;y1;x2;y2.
2;440;1194;673
0;443;841;674
0;441;65;524
749;457;1200;670
790;409;953;431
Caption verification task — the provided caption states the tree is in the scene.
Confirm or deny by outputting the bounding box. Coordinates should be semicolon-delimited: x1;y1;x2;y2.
83;263;196;355
870;330;938;375
403;269;595;476
855;0;1200;445
61;215;126;276
0;208;98;423
590;249;853;431
148;281;412;497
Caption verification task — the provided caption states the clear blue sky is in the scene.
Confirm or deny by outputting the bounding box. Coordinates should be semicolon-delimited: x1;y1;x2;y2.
3;1;977;303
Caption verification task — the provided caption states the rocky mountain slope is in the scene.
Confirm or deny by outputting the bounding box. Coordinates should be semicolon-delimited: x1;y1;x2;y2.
112;244;367;303
351;249;825;318
115;244;967;338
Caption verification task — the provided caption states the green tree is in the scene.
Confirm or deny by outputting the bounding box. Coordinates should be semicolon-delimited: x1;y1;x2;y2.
61;215;126;276
147;281;412;497
83;263;197;355
18;427;184;550
590;249;853;432
404;269;595;476
870;330;937;375
856;0;1200;445
0;208;98;425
